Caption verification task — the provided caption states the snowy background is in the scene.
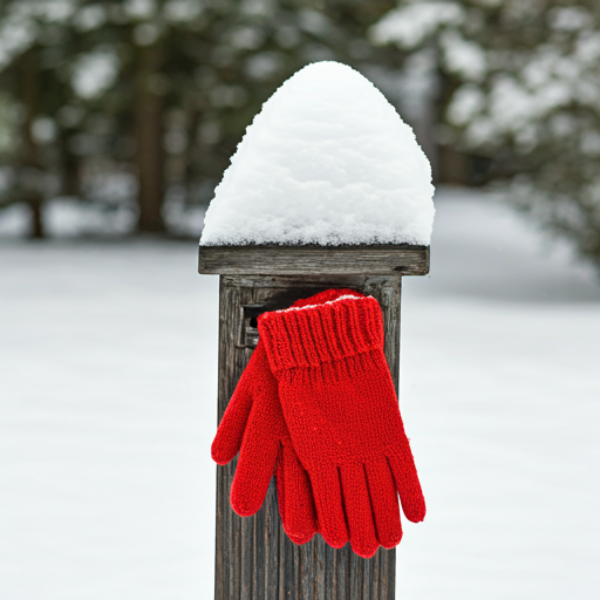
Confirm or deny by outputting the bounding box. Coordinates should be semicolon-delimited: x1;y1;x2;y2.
1;188;598;599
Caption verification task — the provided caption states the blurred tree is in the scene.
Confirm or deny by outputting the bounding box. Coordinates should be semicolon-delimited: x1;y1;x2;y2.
0;0;402;238
0;2;77;238
372;0;600;270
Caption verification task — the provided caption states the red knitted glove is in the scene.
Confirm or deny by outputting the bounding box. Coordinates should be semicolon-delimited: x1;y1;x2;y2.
258;295;426;558
211;289;363;544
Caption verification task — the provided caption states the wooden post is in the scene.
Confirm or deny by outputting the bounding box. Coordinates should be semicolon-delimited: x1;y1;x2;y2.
198;244;430;600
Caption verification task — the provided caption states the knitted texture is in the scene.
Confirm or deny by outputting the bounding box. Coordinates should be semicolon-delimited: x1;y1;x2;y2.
211;288;362;544
259;295;426;559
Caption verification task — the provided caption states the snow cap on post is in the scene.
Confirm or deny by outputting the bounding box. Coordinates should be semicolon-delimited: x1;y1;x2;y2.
200;61;435;247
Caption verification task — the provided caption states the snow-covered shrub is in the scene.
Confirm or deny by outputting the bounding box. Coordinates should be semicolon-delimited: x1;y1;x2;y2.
372;0;600;271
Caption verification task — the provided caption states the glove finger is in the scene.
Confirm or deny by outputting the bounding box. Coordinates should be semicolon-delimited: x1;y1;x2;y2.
365;459;402;549
387;450;426;523
211;351;259;465
311;466;347;549
231;437;279;517
279;445;317;545
339;463;379;559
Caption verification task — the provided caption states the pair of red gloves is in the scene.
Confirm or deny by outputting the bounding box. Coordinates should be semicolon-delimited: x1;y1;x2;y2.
211;289;425;558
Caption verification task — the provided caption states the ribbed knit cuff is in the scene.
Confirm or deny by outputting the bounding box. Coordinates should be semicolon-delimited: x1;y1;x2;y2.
291;288;363;309
258;295;384;372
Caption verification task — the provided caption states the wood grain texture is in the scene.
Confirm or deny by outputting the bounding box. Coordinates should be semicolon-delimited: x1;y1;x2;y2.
199;244;429;276
213;274;404;600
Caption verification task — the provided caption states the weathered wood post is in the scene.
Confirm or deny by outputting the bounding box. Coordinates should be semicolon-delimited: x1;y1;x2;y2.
199;243;429;600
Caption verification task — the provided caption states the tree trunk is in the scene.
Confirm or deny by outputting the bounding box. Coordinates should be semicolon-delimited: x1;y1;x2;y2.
184;108;200;205
19;49;45;239
135;43;165;233
58;128;81;197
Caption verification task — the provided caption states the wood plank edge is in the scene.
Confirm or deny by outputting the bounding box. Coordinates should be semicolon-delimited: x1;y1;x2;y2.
198;245;430;276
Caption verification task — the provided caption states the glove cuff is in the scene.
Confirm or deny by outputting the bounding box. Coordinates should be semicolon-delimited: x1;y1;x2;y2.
291;288;363;309
258;295;384;372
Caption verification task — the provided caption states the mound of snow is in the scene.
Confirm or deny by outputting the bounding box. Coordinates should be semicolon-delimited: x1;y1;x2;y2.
200;61;435;246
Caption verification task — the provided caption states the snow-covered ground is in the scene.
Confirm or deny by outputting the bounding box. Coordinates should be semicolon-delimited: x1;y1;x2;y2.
1;189;599;599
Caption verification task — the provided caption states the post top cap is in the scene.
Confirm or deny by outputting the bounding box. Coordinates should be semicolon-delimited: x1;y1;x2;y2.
198;244;429;276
